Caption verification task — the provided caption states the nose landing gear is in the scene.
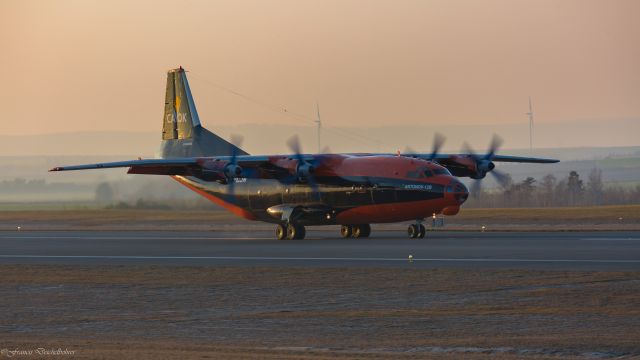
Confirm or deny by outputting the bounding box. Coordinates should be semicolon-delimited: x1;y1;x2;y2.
408;222;426;239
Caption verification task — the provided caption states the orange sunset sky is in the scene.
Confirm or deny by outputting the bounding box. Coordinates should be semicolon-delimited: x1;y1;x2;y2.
1;0;638;150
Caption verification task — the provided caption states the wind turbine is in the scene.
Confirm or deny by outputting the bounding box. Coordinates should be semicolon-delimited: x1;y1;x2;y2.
526;96;534;153
315;102;322;153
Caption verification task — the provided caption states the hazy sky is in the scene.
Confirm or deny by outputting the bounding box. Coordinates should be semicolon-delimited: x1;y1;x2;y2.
1;0;639;148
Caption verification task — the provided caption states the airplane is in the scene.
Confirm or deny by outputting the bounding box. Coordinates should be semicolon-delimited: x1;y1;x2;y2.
50;67;559;240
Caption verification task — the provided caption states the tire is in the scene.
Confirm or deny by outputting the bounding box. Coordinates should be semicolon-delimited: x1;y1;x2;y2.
275;224;286;240
418;224;426;238
340;225;352;238
295;224;306;240
352;225;362;238
286;223;298;240
407;224;419;239
352;224;371;238
359;224;371;238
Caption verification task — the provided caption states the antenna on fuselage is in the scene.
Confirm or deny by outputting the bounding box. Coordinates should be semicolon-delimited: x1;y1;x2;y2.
315;101;322;153
526;96;534;154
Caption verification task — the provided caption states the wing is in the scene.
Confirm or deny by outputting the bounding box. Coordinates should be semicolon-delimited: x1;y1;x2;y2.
349;153;556;164
48;155;303;181
50;152;558;184
49;153;556;172
395;152;558;179
49;158;199;172
431;154;558;163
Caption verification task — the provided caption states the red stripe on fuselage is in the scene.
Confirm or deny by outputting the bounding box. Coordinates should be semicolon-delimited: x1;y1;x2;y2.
171;176;257;221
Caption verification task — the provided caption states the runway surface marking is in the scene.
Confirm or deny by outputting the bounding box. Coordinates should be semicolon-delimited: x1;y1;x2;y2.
5;235;638;241
0;235;272;240
0;255;638;263
581;238;640;241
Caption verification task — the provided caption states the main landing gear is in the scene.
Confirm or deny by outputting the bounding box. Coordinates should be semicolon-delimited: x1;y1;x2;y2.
276;222;421;240
340;224;371;238
408;222;426;239
276;223;306;240
276;223;372;240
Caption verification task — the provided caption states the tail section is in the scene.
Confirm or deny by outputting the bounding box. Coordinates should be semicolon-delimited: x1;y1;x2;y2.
160;67;248;158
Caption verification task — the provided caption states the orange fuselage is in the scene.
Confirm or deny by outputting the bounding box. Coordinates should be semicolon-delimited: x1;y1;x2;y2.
174;155;468;225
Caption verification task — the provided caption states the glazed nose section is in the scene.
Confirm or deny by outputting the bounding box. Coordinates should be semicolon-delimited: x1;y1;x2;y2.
447;179;469;204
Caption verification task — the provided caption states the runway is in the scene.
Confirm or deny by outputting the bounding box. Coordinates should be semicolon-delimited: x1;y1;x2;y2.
1;230;639;270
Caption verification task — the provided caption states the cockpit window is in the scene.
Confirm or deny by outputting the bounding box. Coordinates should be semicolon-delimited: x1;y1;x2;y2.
408;166;449;178
432;168;451;176
407;167;433;178
406;170;420;178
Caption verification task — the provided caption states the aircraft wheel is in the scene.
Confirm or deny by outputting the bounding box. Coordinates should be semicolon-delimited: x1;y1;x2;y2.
295;224;306;240
352;224;371;238
408;224;419;239
275;224;287;240
360;224;371;237
418;224;426;238
340;225;352;238
286;223;297;240
352;225;362;238
287;223;306;240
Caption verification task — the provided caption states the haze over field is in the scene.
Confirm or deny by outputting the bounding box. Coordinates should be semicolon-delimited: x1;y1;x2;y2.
1;0;639;153
1;121;639;157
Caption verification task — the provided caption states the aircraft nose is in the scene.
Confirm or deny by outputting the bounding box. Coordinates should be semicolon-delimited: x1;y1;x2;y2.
448;180;469;204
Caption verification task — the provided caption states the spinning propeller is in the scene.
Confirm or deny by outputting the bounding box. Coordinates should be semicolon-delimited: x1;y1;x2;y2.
428;132;446;161
462;134;511;197
286;135;322;201
225;135;244;200
404;132;446;159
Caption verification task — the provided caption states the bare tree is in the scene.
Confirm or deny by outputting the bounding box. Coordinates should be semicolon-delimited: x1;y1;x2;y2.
539;174;557;207
94;182;114;204
586;168;604;205
567;171;584;206
554;178;569;206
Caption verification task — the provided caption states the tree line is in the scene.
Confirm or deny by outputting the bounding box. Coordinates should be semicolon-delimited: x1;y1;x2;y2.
93;168;639;209
466;168;640;208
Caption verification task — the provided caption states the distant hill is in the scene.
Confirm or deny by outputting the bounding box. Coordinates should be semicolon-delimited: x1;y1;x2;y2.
0;132;159;157
1;118;638;157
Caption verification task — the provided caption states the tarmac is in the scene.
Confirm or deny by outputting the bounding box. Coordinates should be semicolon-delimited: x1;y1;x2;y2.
1;229;639;270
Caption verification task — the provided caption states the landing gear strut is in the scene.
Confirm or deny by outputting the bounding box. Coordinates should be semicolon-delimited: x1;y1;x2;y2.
276;223;306;240
408;222;426;239
340;224;371;238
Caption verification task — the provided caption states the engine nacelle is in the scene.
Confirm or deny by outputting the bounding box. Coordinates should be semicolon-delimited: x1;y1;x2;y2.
470;160;495;179
477;160;495;173
195;159;242;182
296;162;315;182
224;164;243;179
197;169;226;182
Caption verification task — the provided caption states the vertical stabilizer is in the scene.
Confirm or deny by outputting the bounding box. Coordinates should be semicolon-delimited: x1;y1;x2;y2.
160;67;248;158
162;67;197;140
